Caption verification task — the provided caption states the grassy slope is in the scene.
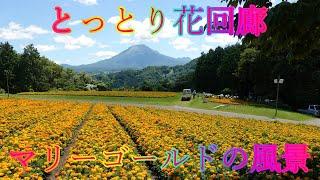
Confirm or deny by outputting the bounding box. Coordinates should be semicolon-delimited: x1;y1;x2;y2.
3;94;313;121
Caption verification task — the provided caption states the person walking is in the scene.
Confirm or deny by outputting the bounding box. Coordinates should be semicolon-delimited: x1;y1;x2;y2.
192;90;197;99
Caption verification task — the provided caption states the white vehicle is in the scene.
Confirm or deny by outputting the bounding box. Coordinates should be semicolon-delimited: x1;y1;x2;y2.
181;89;192;101
298;105;320;117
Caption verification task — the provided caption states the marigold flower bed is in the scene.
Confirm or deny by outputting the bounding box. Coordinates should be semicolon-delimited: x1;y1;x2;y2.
59;104;151;179
0;99;75;139
0;99;90;179
208;97;247;105
110;105;320;179
1;99;320;179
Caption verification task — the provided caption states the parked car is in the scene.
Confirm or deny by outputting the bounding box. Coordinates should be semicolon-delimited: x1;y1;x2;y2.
298;105;320;117
181;89;192;101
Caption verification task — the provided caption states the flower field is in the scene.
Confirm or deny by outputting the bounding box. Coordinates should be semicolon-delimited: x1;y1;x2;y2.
59;104;151;179
110;106;320;179
208;97;247;105
0;99;91;179
19;91;177;98
1;98;320;179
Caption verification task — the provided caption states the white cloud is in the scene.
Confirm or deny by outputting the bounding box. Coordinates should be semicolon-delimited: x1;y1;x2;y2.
73;0;97;5
54;35;96;50
53;59;73;65
68;20;82;26
157;18;176;39
92;51;117;59
107;16;120;24
0;22;49;40
205;34;240;48
97;43;109;48
201;44;213;52
24;25;49;34
131;19;159;42
35;45;57;52
108;16;157;43
120;38;138;45
170;37;198;52
54;60;62;64
108;16;177;44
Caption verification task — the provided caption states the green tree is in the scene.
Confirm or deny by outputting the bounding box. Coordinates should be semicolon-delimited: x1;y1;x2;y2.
195;47;225;92
217;44;243;93
236;48;259;97
0;42;19;93
16;44;44;91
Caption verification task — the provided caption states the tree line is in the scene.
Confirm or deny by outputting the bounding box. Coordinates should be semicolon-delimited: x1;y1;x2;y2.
0;43;93;93
193;0;320;108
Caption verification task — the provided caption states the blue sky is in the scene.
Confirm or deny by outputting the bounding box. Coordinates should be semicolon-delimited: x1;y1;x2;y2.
0;0;294;65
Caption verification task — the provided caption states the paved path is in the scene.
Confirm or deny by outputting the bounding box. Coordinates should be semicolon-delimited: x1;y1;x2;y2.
106;102;320;127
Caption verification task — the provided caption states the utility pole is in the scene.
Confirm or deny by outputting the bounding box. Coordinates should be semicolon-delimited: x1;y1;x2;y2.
4;70;10;98
273;75;284;118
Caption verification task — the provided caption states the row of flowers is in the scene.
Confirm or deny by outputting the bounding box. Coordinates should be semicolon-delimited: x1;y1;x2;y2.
19;91;177;98
110;105;201;179
0;99;74;139
1;98;320;179
111;105;320;179
58;104;151;179
0;99;91;179
208;97;247;105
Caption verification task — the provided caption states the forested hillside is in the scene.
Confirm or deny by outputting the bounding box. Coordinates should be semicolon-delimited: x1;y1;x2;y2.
0;43;93;93
94;59;197;91
195;0;320;108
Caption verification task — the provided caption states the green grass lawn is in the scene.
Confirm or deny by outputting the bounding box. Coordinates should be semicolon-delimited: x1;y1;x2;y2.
2;93;314;121
174;97;313;121
215;104;312;121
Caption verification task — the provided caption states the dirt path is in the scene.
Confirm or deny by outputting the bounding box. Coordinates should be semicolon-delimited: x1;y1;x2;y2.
106;102;320;127
108;106;164;179
46;104;95;180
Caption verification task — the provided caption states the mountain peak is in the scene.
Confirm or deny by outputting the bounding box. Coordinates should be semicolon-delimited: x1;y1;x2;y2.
65;44;191;73
130;44;149;49
124;44;155;54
